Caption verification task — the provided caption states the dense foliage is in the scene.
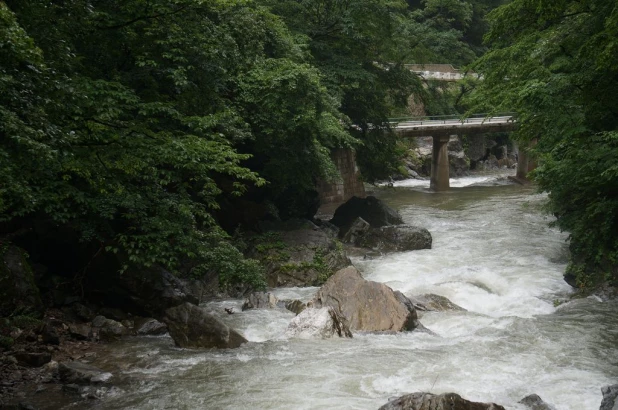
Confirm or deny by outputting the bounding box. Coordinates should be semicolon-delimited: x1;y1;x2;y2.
471;0;618;286
0;0;507;291
1;0;329;287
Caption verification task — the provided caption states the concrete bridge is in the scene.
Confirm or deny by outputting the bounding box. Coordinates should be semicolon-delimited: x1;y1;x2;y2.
391;114;518;191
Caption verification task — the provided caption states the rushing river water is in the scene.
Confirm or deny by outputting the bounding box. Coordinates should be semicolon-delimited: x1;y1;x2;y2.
83;174;618;410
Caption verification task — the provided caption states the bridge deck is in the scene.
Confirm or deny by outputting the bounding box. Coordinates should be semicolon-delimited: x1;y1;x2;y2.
392;115;516;137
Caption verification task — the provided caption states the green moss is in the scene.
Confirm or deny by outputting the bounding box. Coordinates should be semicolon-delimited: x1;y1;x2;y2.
9;314;43;330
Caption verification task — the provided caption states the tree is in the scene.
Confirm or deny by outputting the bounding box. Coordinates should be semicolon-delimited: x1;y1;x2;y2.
256;0;425;181
1;0;353;288
470;0;618;287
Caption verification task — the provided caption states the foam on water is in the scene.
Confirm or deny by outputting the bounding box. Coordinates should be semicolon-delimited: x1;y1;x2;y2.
84;177;618;410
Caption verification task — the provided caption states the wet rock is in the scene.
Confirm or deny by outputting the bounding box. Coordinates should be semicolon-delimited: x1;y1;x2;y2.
330;196;403;237
355;224;432;252
43;360;58;379
71;303;96;322
40;324;60;345
379;392;505;410
134;317;167;335
408;294;466;313
600;384;618;410
249;219;351;287
121;319;134;330
97;308;128;322
84;256;198;317
341;217;371;244
14;352;51;368
313;266;419;332
342;217;431;252
58;361;112;384
164;303;247;349
241;292;278;311
91;316;128;341
519;394;557;410
0;246;44;318
284;307;352;339
62;383;81;394
68;323;92;341
283;300;307;315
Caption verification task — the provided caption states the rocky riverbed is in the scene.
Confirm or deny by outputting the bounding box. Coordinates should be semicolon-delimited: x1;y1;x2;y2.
3;173;618;410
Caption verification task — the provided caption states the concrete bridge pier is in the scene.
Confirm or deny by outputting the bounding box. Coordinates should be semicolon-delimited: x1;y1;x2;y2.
430;135;451;191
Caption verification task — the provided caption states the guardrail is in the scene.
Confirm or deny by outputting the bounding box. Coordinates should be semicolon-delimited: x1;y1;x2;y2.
389;113;516;126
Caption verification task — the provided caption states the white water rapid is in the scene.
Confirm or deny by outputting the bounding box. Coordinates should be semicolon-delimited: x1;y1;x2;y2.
87;174;618;410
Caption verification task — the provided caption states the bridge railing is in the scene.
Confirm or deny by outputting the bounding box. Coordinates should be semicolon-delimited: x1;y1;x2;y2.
388;113;516;126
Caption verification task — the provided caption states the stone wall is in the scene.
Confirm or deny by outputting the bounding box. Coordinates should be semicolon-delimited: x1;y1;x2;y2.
317;148;365;205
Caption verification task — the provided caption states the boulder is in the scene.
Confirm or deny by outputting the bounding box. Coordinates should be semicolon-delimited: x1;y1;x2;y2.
91;316;128;341
97;307;128;322
134;317;167;335
408;294;466;313
85;255;198;317
283;299;307;315
349;223;432;252
313;266;419;332
342;217;371;244
600;385;618;410
69;323;93;341
518;394;557;410
15;352;51;367
379;392;505;410
164;303;247;349
0;246;44;317
330;196;403;237
284;307;353;339
58;361;112;384
242;292;278;311
71;303;96;322
249;219;351;287
40;323;60;345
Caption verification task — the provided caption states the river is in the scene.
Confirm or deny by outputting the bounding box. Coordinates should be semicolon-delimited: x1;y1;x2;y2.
86;174;618;410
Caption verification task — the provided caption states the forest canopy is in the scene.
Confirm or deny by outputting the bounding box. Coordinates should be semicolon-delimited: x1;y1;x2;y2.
1;0;494;287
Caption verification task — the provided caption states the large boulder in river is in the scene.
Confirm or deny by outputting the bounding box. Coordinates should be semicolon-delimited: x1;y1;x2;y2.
343;218;431;252
164;303;247;349
313;266;419;332
330;196;403;237
0;245;44;317
248;219;351;287
379;392;505;410
600;385;618;410
284;307;352;339
331;195;403;231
